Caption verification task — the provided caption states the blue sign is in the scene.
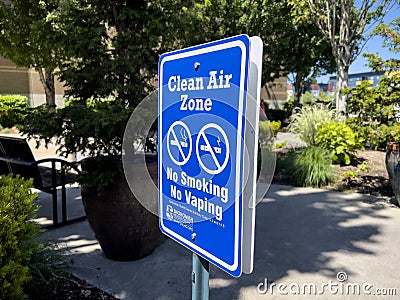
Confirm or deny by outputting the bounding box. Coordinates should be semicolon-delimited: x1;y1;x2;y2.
158;35;250;277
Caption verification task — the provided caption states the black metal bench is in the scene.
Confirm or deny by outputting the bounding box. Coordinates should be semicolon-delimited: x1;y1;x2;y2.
0;135;86;227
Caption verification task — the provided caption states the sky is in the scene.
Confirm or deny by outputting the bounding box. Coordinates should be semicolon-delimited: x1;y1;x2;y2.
317;3;399;83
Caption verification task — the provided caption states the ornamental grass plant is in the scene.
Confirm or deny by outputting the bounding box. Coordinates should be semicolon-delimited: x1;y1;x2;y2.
285;146;337;187
288;104;336;146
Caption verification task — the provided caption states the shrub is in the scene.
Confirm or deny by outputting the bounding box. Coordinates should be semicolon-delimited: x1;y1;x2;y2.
288;104;335;145
344;73;400;149
0;175;68;299
0;175;40;300
0;95;29;128
346;119;377;149
268;120;281;137
24;241;68;298
342;162;369;181
375;123;400;149
285;146;336;187
347;122;400;150
345;78;399;127
316;120;363;165
274;141;287;149
265;108;289;123
259;120;275;149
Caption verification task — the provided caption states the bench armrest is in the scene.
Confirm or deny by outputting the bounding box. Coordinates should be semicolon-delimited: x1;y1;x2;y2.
33;158;81;174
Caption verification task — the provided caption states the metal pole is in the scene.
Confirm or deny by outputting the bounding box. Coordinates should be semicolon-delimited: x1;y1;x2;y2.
192;253;210;300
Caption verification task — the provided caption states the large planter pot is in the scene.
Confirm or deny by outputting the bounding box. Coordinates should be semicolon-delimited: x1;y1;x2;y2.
385;142;400;206
81;156;161;261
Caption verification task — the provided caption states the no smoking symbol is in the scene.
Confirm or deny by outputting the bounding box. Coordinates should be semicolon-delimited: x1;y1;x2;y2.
196;123;229;175
167;121;192;166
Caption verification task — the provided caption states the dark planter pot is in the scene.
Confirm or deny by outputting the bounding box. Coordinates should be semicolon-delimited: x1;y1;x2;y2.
81;157;161;261
385;142;400;206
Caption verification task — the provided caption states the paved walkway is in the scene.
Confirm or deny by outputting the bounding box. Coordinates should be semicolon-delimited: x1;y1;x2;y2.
37;184;400;300
10;133;399;299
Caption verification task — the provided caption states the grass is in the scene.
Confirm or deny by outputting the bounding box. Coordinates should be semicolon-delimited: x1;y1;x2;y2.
284;146;337;187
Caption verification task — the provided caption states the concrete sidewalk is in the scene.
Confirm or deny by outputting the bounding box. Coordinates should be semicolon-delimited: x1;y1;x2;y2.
37;184;400;300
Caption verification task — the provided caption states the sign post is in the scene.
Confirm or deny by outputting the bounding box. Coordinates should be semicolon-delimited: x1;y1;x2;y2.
158;34;263;295
192;253;210;300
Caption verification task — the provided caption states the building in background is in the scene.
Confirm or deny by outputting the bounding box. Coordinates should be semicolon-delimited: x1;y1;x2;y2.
328;71;384;90
286;71;384;101
0;56;65;107
262;76;287;109
2;54;288;109
309;83;320;98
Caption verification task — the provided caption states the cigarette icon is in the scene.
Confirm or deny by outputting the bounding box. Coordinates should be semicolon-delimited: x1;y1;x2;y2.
200;144;221;153
171;140;188;148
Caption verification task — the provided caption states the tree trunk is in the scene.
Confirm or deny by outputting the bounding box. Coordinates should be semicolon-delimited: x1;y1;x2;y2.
292;73;304;114
335;61;348;115
37;67;56;107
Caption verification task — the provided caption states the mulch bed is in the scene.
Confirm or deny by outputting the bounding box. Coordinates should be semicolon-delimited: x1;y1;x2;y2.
272;149;399;207
28;275;117;300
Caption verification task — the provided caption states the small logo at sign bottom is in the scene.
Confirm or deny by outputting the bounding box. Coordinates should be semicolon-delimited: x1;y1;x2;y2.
166;205;194;231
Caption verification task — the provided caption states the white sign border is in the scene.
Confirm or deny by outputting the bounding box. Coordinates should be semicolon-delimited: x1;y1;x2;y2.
159;37;249;275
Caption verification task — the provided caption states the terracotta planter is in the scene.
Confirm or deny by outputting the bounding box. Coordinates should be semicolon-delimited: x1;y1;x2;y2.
385;142;400;206
81;157;161;261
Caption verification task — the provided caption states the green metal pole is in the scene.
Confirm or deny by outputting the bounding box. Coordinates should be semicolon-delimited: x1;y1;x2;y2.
192;253;210;300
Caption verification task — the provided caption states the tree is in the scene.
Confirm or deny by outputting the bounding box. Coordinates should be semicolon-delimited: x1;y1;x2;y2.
285;15;335;111
344;16;400;148
0;0;62;106
364;15;400;73
290;0;395;114
184;0;335;111
55;0;184;105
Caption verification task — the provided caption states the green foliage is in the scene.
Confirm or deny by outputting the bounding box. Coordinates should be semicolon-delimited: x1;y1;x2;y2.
288;104;335;145
285;91;335;113
268;120;281;137
376;123;400;148
55;0;182;105
345;70;400;149
0;175;69;298
349;15;400;150
19;99;136;191
265;108;289;123
0;175;40;300
364;16;399;73
187;0;334;90
354;123;400;150
0;0;61;104
300;91;318;105
285;146;336;187
25;241;68;297
274;141;288;149
20;99;132;158
259;120;275;149
345;79;399;127
318;90;336;104
79;155;123;193
316;121;363;165
342;162;369;181
283;97;294;115
342;170;358;180
289;0;394;110
0;95;29;128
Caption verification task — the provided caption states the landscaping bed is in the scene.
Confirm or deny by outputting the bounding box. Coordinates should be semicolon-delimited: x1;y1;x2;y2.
273;148;399;207
29;275;117;300
46;149;398;299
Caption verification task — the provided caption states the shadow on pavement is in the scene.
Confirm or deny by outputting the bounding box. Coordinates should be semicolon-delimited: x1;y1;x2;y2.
38;184;399;299
209;184;391;299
